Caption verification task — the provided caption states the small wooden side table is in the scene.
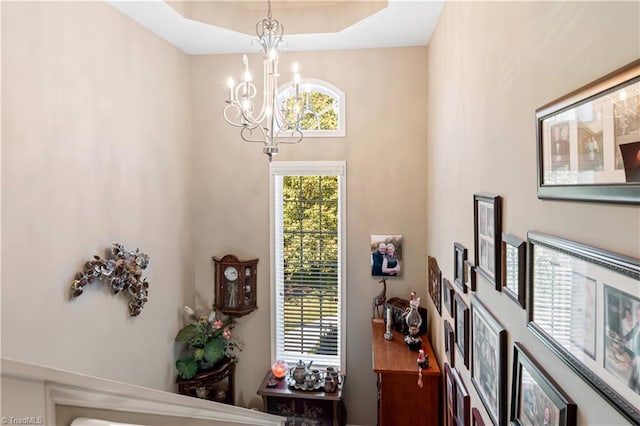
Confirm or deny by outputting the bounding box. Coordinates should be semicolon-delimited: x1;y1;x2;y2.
257;371;346;426
176;357;235;405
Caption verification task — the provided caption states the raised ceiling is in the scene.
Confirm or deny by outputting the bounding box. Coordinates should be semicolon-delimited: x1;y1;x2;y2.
107;0;445;55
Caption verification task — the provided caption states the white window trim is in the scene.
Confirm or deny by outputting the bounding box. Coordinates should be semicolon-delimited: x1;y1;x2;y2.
269;161;347;373
277;78;346;138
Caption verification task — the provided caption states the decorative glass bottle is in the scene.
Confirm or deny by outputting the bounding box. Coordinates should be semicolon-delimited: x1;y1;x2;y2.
404;292;423;351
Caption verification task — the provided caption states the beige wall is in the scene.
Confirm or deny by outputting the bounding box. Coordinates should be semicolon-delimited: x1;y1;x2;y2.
1;1;193;392
4;1;639;426
191;47;428;423
426;2;640;426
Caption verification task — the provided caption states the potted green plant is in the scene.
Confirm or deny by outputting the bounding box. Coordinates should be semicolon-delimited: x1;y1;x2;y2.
175;305;241;379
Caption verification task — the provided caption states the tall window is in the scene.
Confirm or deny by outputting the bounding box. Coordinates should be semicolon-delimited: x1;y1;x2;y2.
270;161;346;371
277;79;346;137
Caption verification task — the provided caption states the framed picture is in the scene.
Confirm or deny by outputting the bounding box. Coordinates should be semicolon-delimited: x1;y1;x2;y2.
445;319;455;367
453;368;470;426
472;408;485;426
502;233;526;308
473;194;502;290
527;232;640;424
444;278;455;316
536;59;640;204
464;260;477;292
445;362;456;426
471;295;507;426
454;293;470;368
371;234;403;277
454;242;468;293
511;342;577;426
428;255;442;315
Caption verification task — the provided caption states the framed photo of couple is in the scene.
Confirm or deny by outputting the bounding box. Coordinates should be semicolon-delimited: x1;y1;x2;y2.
370;235;403;277
510;342;577;426
527;232;640;424
536;59;640;205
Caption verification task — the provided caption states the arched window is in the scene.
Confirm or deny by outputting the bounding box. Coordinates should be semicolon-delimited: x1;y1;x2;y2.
277;78;346;137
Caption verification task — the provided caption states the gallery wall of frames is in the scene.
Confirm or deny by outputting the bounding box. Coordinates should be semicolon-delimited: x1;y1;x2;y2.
429;60;640;426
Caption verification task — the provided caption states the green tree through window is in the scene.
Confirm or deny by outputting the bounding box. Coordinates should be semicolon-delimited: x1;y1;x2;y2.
272;161;345;370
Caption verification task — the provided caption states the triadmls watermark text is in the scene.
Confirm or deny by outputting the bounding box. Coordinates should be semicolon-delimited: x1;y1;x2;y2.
1;417;45;425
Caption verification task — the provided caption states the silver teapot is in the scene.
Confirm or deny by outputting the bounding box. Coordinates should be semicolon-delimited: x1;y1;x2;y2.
291;360;313;384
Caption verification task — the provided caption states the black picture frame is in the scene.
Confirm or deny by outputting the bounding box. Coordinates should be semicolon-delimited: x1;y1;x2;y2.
501;233;526;308
471;294;507;426
527;232;640;424
428;256;442;316
454;293;470;369
511;342;577;426
472;408;485;426
454;242;468;293
444;319;455;367
453;367;471;426
445;362;456;426
444;277;455;316
464;260;477;292
536;59;640;205
473;194;502;290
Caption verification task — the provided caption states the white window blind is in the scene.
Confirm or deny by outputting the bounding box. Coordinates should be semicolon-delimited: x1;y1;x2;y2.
270;161;346;371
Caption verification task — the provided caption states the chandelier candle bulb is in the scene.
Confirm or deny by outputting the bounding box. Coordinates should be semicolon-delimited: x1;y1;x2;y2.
227;78;234;102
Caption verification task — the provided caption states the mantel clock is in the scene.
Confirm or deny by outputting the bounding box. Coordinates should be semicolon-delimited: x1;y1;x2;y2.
213;254;258;317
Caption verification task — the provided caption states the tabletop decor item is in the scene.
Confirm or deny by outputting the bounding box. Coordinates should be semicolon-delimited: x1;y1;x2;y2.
372;278;387;319
404;292;423;351
271;359;288;379
536;59;640;204
416;348;429;388
384;307;394;340
70;242;150;316
175;305;241;380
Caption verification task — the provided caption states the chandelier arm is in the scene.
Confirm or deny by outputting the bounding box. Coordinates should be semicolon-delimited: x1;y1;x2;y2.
276;130;303;145
240;126;271;144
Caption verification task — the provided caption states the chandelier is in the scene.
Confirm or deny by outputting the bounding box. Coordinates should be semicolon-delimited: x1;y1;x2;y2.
223;0;315;161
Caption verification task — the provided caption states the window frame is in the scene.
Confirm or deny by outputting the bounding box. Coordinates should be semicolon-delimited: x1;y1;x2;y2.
269;161;347;373
276;78;346;138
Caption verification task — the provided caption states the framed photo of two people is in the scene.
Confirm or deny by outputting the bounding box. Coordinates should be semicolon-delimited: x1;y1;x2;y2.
536;59;640;204
370;235;403;277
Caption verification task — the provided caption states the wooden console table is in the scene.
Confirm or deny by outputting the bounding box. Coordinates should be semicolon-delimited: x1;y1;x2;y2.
176;357;235;405
257;370;346;426
371;319;441;426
